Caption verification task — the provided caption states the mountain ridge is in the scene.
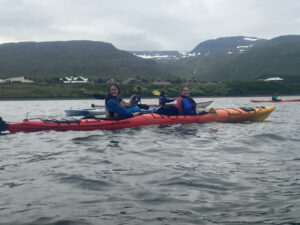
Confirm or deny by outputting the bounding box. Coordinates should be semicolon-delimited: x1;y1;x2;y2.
0;40;173;81
1;35;300;82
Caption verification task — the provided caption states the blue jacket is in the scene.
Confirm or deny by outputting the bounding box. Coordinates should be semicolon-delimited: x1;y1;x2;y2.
181;97;196;115
272;95;280;101
159;96;175;105
106;97;133;117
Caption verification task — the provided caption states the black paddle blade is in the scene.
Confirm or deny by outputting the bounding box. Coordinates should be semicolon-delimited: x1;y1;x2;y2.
136;86;142;94
0;117;8;133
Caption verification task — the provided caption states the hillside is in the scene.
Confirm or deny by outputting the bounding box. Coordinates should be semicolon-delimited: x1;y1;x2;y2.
0;40;174;81
157;35;300;81
190;36;267;55
1;36;300;82
133;36;268;60
214;38;300;81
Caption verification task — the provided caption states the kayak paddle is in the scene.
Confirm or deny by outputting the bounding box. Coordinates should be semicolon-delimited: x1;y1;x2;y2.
152;90;161;96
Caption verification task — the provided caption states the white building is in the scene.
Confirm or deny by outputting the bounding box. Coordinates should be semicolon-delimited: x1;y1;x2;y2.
106;78;116;84
264;77;284;82
60;76;89;84
5;76;34;83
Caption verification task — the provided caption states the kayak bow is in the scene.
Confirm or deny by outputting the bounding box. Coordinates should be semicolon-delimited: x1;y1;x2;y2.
251;99;300;103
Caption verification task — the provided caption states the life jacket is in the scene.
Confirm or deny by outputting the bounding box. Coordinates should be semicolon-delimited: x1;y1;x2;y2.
176;96;196;114
105;97;123;118
176;96;184;113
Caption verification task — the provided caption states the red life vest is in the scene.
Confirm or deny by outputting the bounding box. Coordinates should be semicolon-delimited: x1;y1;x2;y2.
176;97;184;114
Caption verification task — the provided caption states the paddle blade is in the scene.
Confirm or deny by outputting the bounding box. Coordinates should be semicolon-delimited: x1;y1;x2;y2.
0;117;8;133
196;101;213;109
136;86;142;94
152;90;161;96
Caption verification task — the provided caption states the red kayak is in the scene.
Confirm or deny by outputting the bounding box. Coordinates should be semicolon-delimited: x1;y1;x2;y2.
0;106;275;134
251;99;300;103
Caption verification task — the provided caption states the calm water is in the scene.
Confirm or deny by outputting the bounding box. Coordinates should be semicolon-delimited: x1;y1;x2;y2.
1;97;300;225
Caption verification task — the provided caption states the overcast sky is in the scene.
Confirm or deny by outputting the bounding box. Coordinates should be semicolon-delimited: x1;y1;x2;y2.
0;0;300;51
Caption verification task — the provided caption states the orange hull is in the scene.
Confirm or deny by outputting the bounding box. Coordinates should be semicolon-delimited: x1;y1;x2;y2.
5;106;275;134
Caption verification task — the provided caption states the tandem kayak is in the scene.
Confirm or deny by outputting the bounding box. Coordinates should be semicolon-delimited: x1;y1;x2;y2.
0;106;275;134
251;99;300;103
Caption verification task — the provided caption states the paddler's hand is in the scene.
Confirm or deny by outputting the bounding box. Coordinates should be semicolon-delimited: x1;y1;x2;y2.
133;112;140;116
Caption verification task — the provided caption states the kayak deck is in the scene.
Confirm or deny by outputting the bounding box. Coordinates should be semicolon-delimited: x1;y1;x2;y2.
251;99;300;103
65;108;105;116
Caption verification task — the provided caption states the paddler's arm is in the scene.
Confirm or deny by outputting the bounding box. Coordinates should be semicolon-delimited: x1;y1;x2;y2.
164;97;175;104
107;98;133;117
131;96;141;105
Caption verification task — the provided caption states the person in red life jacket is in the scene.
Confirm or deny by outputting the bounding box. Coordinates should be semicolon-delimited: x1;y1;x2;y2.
105;83;139;118
176;86;196;115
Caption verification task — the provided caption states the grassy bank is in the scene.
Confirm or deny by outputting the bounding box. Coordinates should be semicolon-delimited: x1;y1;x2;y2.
0;82;300;99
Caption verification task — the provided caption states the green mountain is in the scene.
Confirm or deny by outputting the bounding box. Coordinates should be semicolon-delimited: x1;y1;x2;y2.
190;36;267;54
0;40;173;81
1;36;300;82
159;36;300;81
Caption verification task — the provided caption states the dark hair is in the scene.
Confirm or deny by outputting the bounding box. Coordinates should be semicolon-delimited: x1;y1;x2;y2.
106;83;121;98
181;86;190;91
160;91;166;96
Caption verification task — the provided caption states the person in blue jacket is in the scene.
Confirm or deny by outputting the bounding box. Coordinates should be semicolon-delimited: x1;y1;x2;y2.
176;86;196;115
129;94;141;106
159;91;175;105
272;93;281;101
105;83;139;118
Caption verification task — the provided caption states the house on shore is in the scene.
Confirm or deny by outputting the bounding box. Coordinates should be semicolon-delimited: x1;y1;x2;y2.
4;76;34;83
123;77;138;84
152;80;171;85
60;76;89;84
106;78;116;84
264;77;284;82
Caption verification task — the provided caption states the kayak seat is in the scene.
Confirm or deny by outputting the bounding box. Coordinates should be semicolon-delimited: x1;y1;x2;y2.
156;105;180;116
137;104;149;110
81;115;97;119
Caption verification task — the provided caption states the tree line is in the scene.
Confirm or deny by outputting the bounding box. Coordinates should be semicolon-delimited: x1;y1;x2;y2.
0;81;299;99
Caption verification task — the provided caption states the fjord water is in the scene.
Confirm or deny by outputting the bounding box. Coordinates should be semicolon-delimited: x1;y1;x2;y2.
0;97;300;225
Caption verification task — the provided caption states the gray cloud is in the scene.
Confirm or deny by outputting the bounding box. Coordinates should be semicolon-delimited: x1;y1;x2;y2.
0;0;300;50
